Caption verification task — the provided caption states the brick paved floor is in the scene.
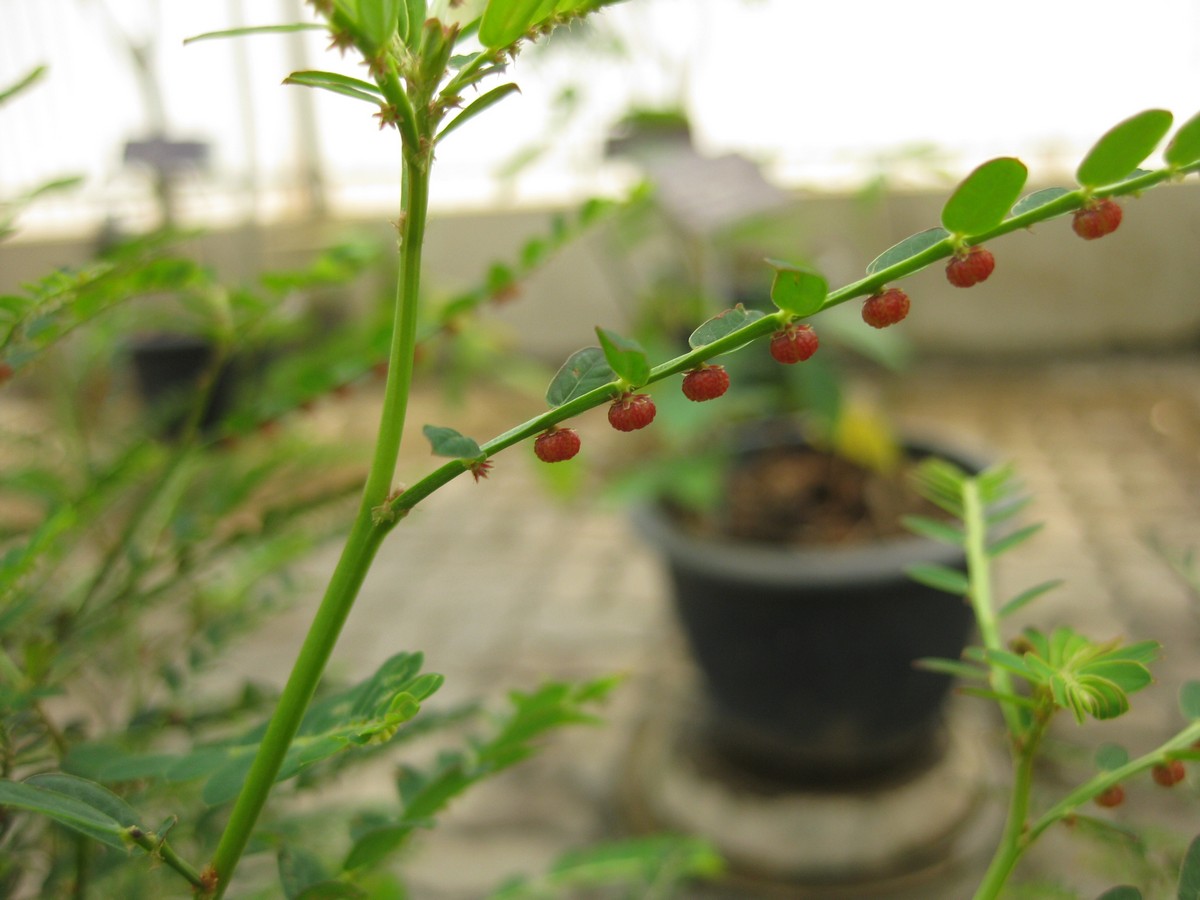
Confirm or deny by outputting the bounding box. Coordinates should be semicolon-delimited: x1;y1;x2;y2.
219;353;1200;898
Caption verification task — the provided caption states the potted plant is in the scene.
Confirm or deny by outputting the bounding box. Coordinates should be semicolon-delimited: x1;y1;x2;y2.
2;3;1200;899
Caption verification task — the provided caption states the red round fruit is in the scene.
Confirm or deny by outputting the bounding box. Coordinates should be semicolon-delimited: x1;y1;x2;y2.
0;362;12;386
608;393;656;432
534;427;581;463
861;288;910;329
1072;198;1123;240
769;324;819;364
945;246;996;288
681;365;730;402
1151;760;1186;787
1094;784;1125;808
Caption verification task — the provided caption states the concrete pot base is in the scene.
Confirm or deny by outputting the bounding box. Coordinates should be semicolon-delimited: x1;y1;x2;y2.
621;692;1005;898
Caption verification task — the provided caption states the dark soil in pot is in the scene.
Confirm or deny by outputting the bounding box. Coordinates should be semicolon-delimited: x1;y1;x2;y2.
636;425;983;786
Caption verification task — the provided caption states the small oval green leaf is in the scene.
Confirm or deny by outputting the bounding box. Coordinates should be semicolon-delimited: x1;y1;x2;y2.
595;327;650;387
1094;742;1130;771
1179;680;1200;720
688;304;765;350
1077;109;1173;188
1009;187;1071;218
421;425;483;460
1165;110;1200;169
941;157;1028;236
1096;887;1142;900
766;261;827;316
546;347;614;407
865;227;950;275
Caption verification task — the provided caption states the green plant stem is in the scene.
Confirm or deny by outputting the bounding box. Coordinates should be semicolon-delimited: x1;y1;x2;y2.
966;469;1046;900
962;480;1024;740
819;166;1178;313
378;164;1186;525
972;714;1048;900
125;826;206;890
1028;718;1200;841
206;153;431;898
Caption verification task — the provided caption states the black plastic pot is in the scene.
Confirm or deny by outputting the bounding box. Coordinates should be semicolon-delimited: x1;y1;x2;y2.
128;334;235;438
635;433;984;784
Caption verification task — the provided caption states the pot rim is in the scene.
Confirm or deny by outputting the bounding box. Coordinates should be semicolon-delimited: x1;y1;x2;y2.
632;430;992;589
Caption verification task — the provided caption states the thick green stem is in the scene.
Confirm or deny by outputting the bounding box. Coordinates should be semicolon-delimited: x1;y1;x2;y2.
972;714;1047;900
964;471;1045;900
206;151;431;898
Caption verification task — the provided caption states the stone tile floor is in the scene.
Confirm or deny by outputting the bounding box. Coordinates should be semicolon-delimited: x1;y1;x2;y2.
220;353;1200;899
